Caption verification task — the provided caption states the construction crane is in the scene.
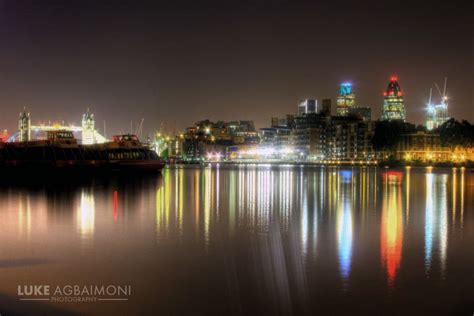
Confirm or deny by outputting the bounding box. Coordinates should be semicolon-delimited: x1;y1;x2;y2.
426;77;449;130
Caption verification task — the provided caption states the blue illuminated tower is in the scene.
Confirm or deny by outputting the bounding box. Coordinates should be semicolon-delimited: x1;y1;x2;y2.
336;82;356;116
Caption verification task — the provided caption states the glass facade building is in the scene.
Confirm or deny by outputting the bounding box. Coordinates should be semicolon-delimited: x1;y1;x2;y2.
381;77;406;121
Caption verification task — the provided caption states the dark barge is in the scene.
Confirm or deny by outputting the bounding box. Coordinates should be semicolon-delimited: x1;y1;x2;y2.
0;131;165;173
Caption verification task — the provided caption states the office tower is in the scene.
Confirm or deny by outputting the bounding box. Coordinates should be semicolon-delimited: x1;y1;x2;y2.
381;76;406;121
321;99;332;116
336;82;356;116
298;99;317;115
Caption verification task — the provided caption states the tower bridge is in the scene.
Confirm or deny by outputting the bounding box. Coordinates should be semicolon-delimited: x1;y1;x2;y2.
8;109;107;144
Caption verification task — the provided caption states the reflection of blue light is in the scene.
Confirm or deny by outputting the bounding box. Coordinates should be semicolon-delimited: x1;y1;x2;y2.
439;175;448;275
425;174;433;272
340;170;352;183
338;199;352;279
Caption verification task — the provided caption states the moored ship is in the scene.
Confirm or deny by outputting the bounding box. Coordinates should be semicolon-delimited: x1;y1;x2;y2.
0;131;165;173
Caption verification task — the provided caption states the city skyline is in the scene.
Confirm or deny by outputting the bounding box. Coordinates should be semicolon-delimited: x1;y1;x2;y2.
0;0;471;135
0;75;470;135
0;2;472;314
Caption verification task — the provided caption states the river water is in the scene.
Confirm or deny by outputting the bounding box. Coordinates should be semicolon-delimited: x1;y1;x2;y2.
0;165;472;315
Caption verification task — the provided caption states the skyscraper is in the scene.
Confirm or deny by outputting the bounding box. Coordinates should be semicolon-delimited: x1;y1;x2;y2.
298;99;317;115
336;82;356;116
381;76;406;121
426;100;448;130
348;106;371;121
426;78;449;130
321;99;332;116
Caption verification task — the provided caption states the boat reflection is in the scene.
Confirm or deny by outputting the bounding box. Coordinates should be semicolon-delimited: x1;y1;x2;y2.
113;191;119;223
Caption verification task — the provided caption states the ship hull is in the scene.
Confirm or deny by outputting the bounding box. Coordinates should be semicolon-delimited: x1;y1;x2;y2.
0;143;165;173
0;160;165;175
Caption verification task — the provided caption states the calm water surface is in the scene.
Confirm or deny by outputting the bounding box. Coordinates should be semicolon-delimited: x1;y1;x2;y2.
0;166;473;315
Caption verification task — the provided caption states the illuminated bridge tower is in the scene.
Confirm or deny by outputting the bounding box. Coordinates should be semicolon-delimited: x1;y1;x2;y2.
18;109;31;142
336;82;356;116
82;109;96;145
381;76;406;121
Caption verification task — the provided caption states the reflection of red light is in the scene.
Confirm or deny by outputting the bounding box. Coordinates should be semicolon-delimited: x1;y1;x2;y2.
383;92;387;96
113;191;118;222
390;75;398;81
381;226;403;287
380;184;403;288
387;171;403;177
382;171;403;184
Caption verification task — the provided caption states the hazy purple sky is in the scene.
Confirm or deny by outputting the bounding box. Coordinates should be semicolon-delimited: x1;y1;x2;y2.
0;0;472;136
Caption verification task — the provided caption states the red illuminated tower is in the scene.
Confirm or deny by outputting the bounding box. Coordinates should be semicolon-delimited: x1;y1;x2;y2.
381;76;406;121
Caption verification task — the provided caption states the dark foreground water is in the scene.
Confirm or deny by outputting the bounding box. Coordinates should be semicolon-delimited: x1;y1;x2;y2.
0;166;472;315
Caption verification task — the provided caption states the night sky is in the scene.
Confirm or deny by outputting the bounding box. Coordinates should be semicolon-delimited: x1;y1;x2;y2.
0;0;472;136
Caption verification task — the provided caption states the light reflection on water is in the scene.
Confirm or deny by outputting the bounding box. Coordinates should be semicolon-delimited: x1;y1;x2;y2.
77;190;95;245
380;171;403;287
425;172;450;278
336;179;352;283
0;166;472;315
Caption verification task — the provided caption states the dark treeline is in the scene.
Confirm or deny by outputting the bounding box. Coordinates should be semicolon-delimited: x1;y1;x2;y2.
371;118;474;150
434;118;474;148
